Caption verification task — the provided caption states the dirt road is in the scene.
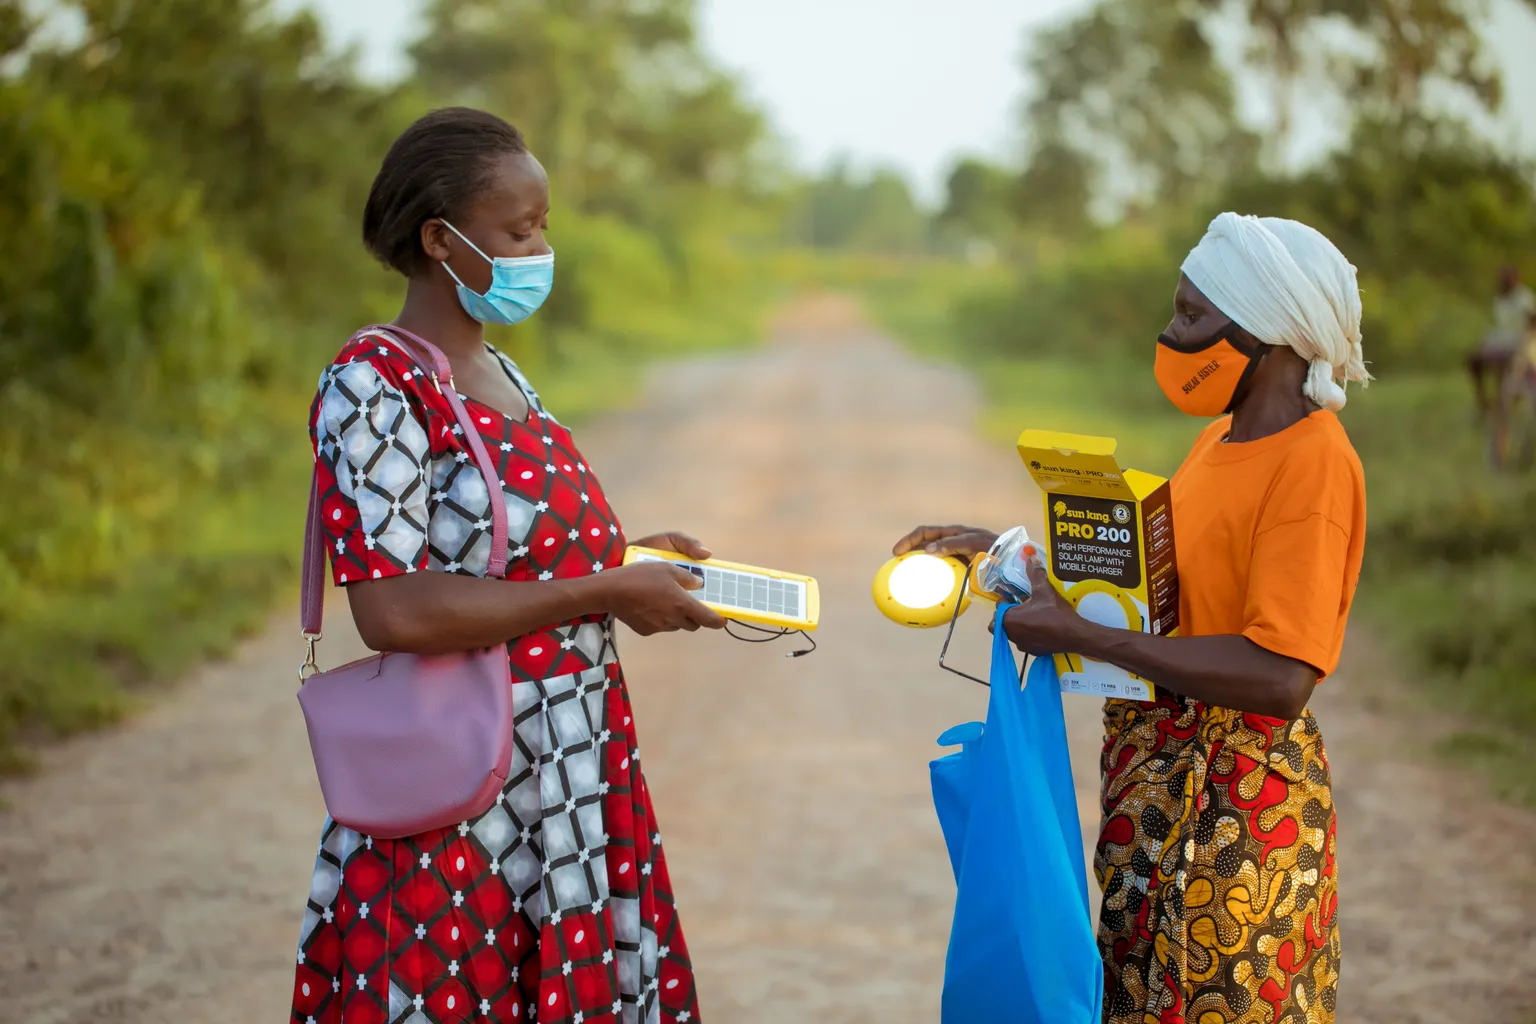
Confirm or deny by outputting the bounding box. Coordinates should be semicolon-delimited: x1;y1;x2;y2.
2;295;1534;1023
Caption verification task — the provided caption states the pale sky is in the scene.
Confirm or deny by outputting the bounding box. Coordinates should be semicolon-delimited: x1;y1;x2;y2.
303;0;1536;203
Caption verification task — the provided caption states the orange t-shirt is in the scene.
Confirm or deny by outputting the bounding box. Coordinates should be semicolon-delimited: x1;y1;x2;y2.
1170;410;1366;678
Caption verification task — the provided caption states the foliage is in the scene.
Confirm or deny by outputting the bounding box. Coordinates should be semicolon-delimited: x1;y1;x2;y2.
1324;0;1505;116
412;0;769;218
935;158;1018;245
1237;0;1511;147
784;159;928;253
0;0;775;769
26;0;403;320
948;223;1189;362
0;68;304;768
0;0;32;57
1021;0;1258;210
1340;373;1536;800
1013;142;1096;238
1010;0;1522;221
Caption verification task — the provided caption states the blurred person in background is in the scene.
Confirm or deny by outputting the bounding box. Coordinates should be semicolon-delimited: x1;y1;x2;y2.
291;107;719;1024
1468;265;1534;416
1495;283;1536;405
893;212;1367;1024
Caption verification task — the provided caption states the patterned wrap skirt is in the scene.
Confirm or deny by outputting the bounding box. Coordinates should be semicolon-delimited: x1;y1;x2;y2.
291;655;700;1024
1095;696;1340;1024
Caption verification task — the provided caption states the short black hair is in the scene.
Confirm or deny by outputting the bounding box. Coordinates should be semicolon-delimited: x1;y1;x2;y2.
363;107;528;277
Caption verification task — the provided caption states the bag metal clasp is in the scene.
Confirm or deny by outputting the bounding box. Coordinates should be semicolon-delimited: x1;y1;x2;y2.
299;632;322;682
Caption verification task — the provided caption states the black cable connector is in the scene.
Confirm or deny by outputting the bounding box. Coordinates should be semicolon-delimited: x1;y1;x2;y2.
723;620;817;658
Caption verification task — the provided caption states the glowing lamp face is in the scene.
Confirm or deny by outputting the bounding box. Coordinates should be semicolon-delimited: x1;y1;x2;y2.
887;553;961;609
872;552;971;628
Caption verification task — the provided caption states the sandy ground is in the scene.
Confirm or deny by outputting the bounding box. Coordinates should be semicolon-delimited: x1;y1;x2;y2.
2;294;1533;1023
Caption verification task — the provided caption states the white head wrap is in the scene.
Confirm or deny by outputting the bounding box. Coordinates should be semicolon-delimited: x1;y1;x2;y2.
1180;212;1370;410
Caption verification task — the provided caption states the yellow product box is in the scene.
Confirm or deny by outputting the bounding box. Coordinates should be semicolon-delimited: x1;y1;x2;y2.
1016;430;1179;702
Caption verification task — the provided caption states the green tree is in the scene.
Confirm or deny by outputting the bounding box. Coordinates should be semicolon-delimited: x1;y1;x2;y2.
1328;0;1503;117
27;0;401;318
1238;0;1341;156
1236;0;1520;155
792;160;926;253
937;157;1016;242
1013;141;1096;237
0;0;32;57
1021;0;1257;210
412;0;764;216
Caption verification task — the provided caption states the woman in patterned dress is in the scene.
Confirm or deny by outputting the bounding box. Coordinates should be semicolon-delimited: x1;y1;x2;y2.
893;213;1370;1024
291;108;724;1024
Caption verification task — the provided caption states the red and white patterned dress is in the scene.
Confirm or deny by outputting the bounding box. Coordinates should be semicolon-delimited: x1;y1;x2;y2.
290;330;699;1024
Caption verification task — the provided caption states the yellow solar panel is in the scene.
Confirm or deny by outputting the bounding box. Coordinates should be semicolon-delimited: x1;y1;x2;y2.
621;546;820;632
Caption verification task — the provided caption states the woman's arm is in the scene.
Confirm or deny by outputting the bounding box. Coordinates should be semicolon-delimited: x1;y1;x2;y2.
314;357;724;655
892;524;1000;560
1000;560;1317;720
1043;622;1315;719
347;560;724;654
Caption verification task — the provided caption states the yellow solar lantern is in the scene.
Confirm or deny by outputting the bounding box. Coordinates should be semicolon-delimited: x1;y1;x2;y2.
873;529;1055;686
871;551;974;628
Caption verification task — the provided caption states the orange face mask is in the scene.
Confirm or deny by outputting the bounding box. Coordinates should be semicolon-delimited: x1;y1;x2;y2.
1154;322;1267;417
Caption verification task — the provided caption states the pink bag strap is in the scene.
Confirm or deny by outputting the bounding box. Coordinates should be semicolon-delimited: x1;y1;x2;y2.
300;325;510;640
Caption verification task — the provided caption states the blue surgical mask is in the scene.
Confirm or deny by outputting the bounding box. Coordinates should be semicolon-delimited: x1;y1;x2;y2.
440;220;554;326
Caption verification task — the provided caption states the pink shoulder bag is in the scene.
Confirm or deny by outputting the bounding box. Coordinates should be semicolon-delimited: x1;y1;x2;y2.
296;324;514;839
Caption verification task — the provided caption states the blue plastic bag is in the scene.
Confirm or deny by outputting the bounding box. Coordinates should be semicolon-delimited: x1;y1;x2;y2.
929;603;1103;1023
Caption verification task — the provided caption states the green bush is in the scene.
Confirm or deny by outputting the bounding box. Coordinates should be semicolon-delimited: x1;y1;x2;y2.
952;226;1185;362
1338;373;1536;782
0;78;315;767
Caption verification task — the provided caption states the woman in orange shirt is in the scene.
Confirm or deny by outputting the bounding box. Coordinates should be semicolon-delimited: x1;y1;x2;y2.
896;213;1369;1024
